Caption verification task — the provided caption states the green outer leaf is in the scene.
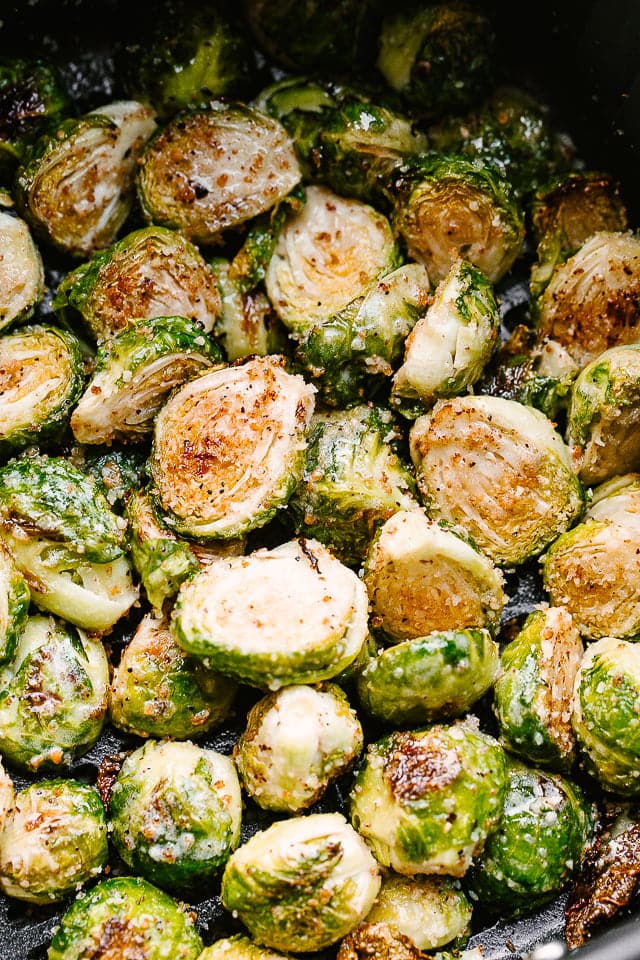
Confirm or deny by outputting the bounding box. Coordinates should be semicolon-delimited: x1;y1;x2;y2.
0;543;29;664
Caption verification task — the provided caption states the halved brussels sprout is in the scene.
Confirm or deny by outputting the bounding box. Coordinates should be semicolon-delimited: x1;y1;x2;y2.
376;1;496;120
0;541;29;664
391;153;525;286
493;606;584;772
15;100;157;258
410;395;585;567
136;103;301;245
47;876;204;960
365;873;472;951
465;758;595;918
109;738;242;890
264;184;399;336
287;404;418;567
198;937;290;960
173;537;369;690
336;922;427;960
0;324;84;456
0;454;138;632
0;778;108;904
52;225;222;344
390;258;500;415
350;719;507;876
534;230;640;369
363;508;506;642
572;636;640;795
109;611;238;740
0;614;109;772
233;682;363;813
565;344;640;485
210;257;288;362
71;315;225;445
150;356;315;540
0;211;44;330
0;57;69;180
220;811;381;953
356;628;500;728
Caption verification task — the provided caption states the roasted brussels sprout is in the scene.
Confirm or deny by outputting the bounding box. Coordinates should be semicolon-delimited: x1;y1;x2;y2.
210;257;288;362
0;210;44;331
350;719;507;876
493;606;584;771
109;738;242;890
0;323;84;456
233;682;363;813
376;1;496;120
363;507;506;643
0;778;107;904
0;57;69;180
0;454;138;632
70;315;225;445
15;100;157;258
356;628;500;728
198;937;291;960
287;404;417;567
541;474;640;641
465;758;595;917
0;540;29;664
70;444;148;512
336;922;427;960
264;184;399;336
0;614;109;772
173;537;369;690
410;395;585;567
365;873;472;951
47;876;204;960
391;154;525;286
109;610;238;740
534;230;640;369
136;103;301;245
572;636;640;795
220;811;381;952
390;258;501;416
150;355;315;540
0;759;14;830
52;225;222;343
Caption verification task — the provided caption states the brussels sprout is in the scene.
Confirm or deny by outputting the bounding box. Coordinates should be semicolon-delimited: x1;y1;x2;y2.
0;57;69;180
465;758;595;917
365;873;472;951
287;404;418;567
363;508;506;643
572;637;640;795
52;225;222;344
70;444;148;512
150;356;315;540
110;611;238;740
534;230;640;369
109;738;242;890
0;454;138;632
529;170;628;299
15;100;157;258
391;154;525;286
70;315;225;445
0;211;44;330
390;259;500;415
265;184;399;337
293;262;431;408
198;937;291;960
493;607;584;772
410;395;585;567
356;628;500;728
350;719;507;877
565;344;640;485
136;103;301;245
210;257;289;362
221;811;381;952
0;759;14;830
0;541;29;664
233;682;363;813
0;778;107;904
336;922;426;960
47;876;204;960
541;474;640;640
0;324;84;456
0;614;109;772
173;537;369;690
376;1;496;120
